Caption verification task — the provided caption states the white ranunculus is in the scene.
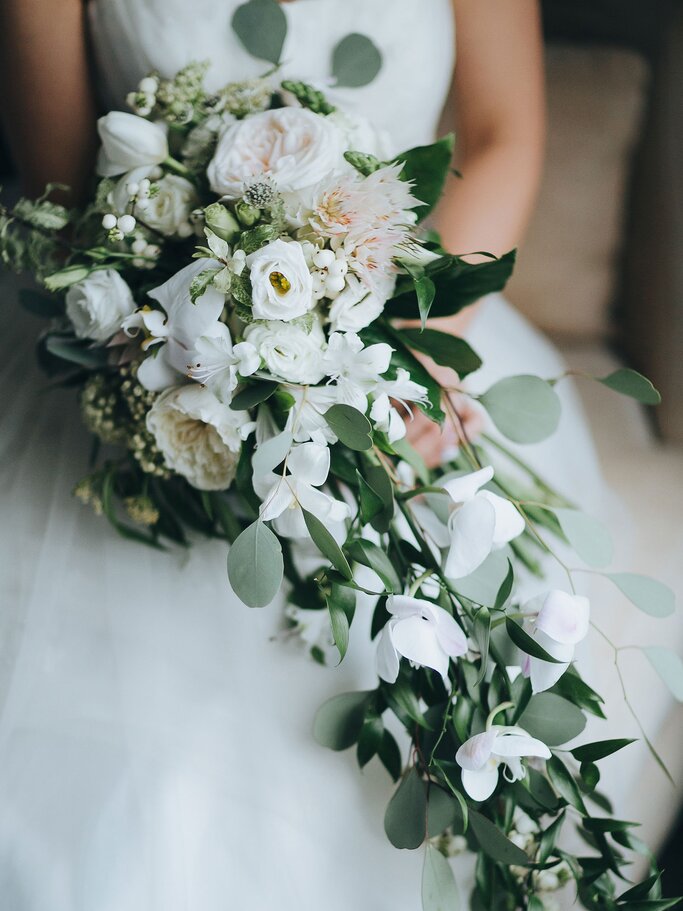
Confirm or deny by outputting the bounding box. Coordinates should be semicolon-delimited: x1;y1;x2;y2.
65;269;136;342
207;107;344;199
137;175;198;236
146;385;255;491
326;109;393;160
328;274;386;333
96;112;169;177
245;317;326;385
248;239;315;322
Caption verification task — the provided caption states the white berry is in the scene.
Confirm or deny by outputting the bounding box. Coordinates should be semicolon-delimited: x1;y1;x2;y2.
139;76;158;94
102;213;117;230
313;249;335;270
117;214;137;235
325;275;346;294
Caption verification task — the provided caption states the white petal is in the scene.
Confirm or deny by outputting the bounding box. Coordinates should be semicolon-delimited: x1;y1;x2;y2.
433;610;468;658
442;466;494;505
259;478;295;522
492;732;551;761
455;730;498;771
461;767;500;802
536;591;591;645
529;656;570;694
287;442;330;488
357;342;392;378
296;482;341;519
444;496;496;579
136;350;178;391
233;341;260;377
390;615;449;681
387;595;431;619
479;491;526;547
252;432;293;481
376;624;400;683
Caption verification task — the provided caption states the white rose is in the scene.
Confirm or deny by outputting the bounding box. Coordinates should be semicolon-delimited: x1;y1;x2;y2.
96;112;169;177
207;107;344;199
326;110;393;160
65;269;136;341
146;385;255;491
139;175;198;236
249;239;315;322
245;317;326;385
328;274;386;333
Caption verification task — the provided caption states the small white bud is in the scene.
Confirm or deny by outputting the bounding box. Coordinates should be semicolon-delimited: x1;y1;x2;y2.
131;238;148;255
117;214;137;235
138;178;151;194
324;274;346;295
139;76;159;94
313;249;336;270
132;257;147;269
145;245;161;258
102;213;117;230
312;288;326;301
126;181;140;197
149;167;163;180
537;872;560;892
311;271;326;293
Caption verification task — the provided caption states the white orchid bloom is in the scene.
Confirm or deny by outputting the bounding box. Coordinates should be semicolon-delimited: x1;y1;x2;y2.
187;323;259;403
376;595;468;685
285;385;340;445
322;331;392;411
442;466;525;579
256;442;350;539
520;590;591;693
124;259;225;391
370;368;429;442
455;725;551;802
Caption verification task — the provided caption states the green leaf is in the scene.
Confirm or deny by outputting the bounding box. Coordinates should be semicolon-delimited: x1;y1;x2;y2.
326;581;356;661
378;730;403;782
580;760;600;791
506;618;564;663
571;739;636;763
554;508;613;568
356;470;385;524
362;464;395;534
44;336;109;369
395;135;455;222
227;520;284;608
356;712;384;767
231;0;287;64
401;328;482;379
494;561;514;611
313;690;372;751
468;810;529;866
583;817;639;834
43;263;91;291
325;404;373;451
520;693;586;746
382;675;431;729
546;754;588;815
473;607;491;686
403;265;436;328
616;901;683;911
642;647;683;701
189;267;220;303
302;509;353;580
18;288;63;318
422;843;460;911
237;223;280;255
538;810;565;864
230;381;279;411
605;573;675;619
597;368;661;405
554;670;606;719
426;786;459;838
384;768;427;849
346;538;401;593
480;375;561;444
331;32;383;88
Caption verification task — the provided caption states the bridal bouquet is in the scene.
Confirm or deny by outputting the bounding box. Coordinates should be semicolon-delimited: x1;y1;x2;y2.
2;44;681;911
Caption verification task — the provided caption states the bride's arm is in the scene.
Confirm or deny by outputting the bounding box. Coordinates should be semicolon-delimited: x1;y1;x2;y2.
0;0;97;201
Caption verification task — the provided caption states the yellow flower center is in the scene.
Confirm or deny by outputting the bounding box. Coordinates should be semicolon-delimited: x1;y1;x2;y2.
269;271;291;295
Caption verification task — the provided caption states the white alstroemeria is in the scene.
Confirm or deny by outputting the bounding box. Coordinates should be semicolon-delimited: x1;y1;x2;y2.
442;466;525;579
520;590;591;693
96;112;168;178
187;323;259;403
248;239;315;322
65;270;136;342
245;317;326;385
370;368;429;442
327;274;387;333
376;595;468;685
256;442;351;539
124;259;225;391
322;331;392;411
455;725;552;802
285;385;340;445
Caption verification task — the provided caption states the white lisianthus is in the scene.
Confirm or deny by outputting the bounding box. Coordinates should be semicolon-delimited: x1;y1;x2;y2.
207;107;344;199
326;109;393;160
65;270;136;342
245;317;326;385
146;385;255;491
96;112;168;177
248;239;315;322
327;274;386;333
136;174;198;236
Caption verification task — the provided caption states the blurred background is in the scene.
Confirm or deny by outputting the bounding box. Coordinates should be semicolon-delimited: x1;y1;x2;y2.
1;0;681;893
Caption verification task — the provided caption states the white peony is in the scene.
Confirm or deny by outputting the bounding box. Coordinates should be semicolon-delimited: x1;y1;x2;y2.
245;317;326;385
135;174;198;236
65;269;136;342
248;239;315;322
328;274;386;332
207;107;344;199
146;385;255;491
96;112;168;177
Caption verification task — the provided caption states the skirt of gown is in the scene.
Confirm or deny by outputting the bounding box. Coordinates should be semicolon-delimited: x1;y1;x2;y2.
0;277;680;910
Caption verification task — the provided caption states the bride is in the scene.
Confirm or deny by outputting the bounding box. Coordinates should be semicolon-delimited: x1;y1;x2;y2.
0;1;678;908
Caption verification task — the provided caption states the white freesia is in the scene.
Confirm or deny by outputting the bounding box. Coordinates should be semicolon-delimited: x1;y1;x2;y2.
376;595;468;685
96;112;168;177
188;323;259;403
323;331;392;411
146;385;255;491
248;239;315;322
520;590;591;693
256;442;351;538
207;107;344;199
327;274;386;333
124;259;225;391
442;466;525;579
65;270;136;342
245;317;326;385
455;725;552;802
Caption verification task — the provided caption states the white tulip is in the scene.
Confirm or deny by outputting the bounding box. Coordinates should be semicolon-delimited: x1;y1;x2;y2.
96;111;169;177
65;269;136;342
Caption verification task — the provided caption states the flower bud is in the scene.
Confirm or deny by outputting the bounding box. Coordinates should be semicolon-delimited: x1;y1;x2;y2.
234;201;260;227
204;202;240;242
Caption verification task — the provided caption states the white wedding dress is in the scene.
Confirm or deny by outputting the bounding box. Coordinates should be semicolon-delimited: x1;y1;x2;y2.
0;2;680;909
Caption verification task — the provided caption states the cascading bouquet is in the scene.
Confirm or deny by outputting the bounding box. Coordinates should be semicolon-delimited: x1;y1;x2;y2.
2;38;682;911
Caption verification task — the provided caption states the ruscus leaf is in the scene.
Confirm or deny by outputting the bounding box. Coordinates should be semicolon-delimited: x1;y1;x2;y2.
303;509;353;580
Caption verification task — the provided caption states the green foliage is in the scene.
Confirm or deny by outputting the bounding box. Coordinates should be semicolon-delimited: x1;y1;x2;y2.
313;690;373;751
281;80;336;115
401;328;482;379
480;375;562;444
605;573;675;619
331;33;383;88
344;150;383;176
325;582;357;662
325;404;374;451
384;768;427;849
643;647;683;701
227;520;284;607
520;693;586;745
303;508;353;580
422;844;460;911
598;368;661;405
553;508;614;568
468;811;529;865
231;0;287;64
395;135;455;222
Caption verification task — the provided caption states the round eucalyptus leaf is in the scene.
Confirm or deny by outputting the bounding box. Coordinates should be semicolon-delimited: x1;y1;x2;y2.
643;647;683;702
519;693;586;745
332;33;383;88
426;786;459;838
422;843;460;911
554;508;613;569
313;690;372;751
384;768;427;849
480;375;561;444
598;368;661;405
227;520;283;608
606;573;675;618
324;403;373;451
231;0;287;65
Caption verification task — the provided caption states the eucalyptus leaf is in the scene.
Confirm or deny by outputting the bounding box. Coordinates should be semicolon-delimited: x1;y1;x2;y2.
520;693;586;745
480;375;561;444
332;33;383;88
468;810;529;866
302;509;352;580
401;328;482;379
384;768;427;849
231;0;287;65
554;508;613;569
325;404;373;451
426;786;459;838
642;647;683;701
605;573;675;619
597;368;661;405
422;843;460;911
227;520;283;607
230;381;279;411
313;690;372;751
